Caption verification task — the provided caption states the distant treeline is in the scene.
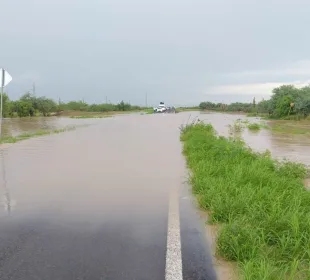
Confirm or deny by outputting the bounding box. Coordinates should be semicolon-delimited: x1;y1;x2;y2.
1;92;147;117
199;85;310;119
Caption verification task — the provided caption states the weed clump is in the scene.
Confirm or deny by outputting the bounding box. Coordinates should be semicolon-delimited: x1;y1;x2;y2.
180;122;310;279
247;123;261;131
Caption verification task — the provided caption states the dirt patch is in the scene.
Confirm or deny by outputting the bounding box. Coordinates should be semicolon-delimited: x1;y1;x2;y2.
199;211;238;280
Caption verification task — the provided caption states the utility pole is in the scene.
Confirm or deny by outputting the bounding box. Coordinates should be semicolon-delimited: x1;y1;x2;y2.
1;69;4;125
145;92;148;107
0;68;12;139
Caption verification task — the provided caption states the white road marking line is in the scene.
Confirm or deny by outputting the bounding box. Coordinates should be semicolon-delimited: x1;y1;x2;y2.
165;185;183;280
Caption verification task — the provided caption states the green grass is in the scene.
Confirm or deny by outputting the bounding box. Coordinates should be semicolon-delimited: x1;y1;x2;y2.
0;126;76;145
234;119;309;135
143;108;154;114
247;123;261;131
247;122;269;131
229;120;245;134
270;124;310;135
246;112;269;118
180;123;310;279
229;120;267;134
70;115;111;119
176;106;200;112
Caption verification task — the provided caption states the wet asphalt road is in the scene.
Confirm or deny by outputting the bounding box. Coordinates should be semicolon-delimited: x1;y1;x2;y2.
0;113;217;280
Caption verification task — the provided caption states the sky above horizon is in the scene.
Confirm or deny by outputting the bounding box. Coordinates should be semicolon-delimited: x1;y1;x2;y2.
1;0;310;106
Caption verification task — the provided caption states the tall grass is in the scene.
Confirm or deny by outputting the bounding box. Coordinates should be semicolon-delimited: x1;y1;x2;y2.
180;123;310;279
247;123;261;131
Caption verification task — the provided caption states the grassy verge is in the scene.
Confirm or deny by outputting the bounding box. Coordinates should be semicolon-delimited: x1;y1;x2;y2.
176;107;201;112
143;108;154;114
180;122;310;279
70;115;112;119
57;110;147;118
269;122;310;135
230;119;309;135
0;126;76;145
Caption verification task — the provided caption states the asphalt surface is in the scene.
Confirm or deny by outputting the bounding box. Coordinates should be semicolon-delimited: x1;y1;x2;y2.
0;113;217;280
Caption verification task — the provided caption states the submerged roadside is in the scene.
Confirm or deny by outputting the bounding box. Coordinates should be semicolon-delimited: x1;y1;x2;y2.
0;126;77;146
180;121;310;279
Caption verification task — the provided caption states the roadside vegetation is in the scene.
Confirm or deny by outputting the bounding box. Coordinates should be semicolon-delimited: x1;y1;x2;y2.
1;92;150;118
0;126;76;145
176;106;200;112
247;123;261;131
199;84;310;120
228;119;268;134
228;119;310;135
269;122;310;135
70;115;112;119
180;122;310;279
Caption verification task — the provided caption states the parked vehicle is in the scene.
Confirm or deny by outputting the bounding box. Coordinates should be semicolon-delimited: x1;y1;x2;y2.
153;102;176;113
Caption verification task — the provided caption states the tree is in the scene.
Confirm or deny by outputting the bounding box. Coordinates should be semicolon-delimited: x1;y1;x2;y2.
116;100;131;111
257;99;272;114
2;93;13;117
15;100;34;117
274;95;294;118
36;97;57;116
65;101;88;111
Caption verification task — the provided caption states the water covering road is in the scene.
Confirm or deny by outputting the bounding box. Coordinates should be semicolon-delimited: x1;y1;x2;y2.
1;111;309;280
0;113;217;280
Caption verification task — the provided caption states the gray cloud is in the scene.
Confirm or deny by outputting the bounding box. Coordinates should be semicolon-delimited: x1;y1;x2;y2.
1;0;310;106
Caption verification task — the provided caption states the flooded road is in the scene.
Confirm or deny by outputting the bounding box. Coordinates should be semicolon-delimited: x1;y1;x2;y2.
0;117;98;137
2;112;309;166
0;112;309;280
0;113;216;280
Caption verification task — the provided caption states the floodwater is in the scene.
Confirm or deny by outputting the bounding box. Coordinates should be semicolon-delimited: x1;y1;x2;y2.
0;117;101;137
0;112;309;279
0;113;217;280
195;111;310;166
1;112;309;167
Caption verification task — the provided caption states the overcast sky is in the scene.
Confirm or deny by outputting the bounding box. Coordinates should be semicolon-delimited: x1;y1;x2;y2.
1;0;310;106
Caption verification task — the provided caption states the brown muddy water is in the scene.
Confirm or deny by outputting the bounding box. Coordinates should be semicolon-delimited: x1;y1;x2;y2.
195;111;310;167
0;117;104;137
1;111;309;165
